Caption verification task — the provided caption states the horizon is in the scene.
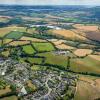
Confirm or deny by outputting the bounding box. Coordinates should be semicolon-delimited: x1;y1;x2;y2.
0;0;100;6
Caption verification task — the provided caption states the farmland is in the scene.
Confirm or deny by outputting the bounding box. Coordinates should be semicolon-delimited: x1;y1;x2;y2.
0;5;100;100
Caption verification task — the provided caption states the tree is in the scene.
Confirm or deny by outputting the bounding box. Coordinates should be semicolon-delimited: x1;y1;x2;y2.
35;26;50;35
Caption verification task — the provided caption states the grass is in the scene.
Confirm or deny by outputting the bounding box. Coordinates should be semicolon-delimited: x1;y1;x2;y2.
27;57;43;64
32;42;55;52
5;31;24;40
22;45;36;55
1;50;10;57
37;52;68;68
70;56;100;74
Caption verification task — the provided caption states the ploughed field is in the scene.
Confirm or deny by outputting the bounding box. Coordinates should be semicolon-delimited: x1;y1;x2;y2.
0;24;100;100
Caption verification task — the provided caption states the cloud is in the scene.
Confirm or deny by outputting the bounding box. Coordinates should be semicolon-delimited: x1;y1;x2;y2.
0;0;100;5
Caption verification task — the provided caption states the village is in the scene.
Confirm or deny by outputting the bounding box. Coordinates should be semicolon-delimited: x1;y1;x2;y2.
0;58;77;100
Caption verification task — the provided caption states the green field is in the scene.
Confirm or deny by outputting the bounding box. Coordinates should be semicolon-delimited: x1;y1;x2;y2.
32;42;55;52
37;52;68;68
27;57;43;64
22;45;36;55
5;31;24;39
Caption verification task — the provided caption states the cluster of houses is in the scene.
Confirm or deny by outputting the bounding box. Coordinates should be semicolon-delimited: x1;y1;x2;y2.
0;58;77;100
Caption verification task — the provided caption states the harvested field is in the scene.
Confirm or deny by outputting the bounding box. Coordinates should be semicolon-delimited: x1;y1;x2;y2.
73;24;99;31
9;40;30;46
85;31;100;41
56;44;75;50
74;75;100;100
20;36;46;42
52;29;88;41
52;40;66;45
74;49;92;57
2;39;12;45
88;55;100;61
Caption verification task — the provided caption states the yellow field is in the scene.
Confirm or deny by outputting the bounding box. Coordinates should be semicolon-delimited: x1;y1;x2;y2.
73;24;99;31
74;49;92;57
0;26;26;37
2;39;13;44
74;75;100;100
56;44;75;50
52;29;88;41
20;36;46;42
9;40;30;46
88;55;100;61
0;86;11;96
52;40;66;45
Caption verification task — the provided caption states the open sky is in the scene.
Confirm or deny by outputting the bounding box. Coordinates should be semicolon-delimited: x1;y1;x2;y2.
0;0;100;5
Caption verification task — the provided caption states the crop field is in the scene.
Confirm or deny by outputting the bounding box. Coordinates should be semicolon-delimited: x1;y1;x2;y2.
74;75;100;100
37;52;68;68
73;49;93;57
73;24;99;31
2;39;13;45
85;31;100;41
56;43;75;50
70;56;100;74
0;26;26;38
9;40;30;46
88;55;100;61
52;29;88;41
32;42;55;52
20;36;46;42
27;57;43;64
0;6;100;100
22;45;36;55
5;31;24;39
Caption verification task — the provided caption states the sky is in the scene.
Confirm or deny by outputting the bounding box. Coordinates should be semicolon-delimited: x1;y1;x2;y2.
0;0;100;5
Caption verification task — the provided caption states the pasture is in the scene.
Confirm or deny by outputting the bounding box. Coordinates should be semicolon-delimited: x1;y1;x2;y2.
22;45;36;55
5;31;24;39
32;42;55;52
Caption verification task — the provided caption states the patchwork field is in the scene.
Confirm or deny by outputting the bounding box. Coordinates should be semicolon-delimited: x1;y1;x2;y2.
0;26;26;38
5;31;24;39
52;29;88;41
70;56;100;74
37;52;68;68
